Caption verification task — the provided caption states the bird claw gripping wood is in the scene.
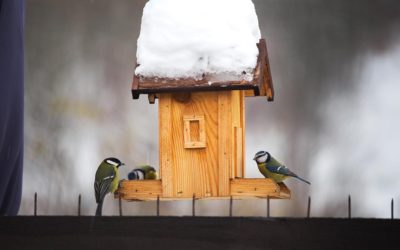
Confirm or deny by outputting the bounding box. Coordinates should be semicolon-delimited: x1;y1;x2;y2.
118;179;125;189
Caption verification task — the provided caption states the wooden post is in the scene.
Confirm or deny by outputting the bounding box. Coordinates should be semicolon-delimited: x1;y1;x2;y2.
240;91;246;178
234;127;243;178
232;91;245;179
218;91;232;196
159;94;173;197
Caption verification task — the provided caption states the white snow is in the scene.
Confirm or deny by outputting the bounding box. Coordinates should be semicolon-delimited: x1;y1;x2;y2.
135;0;261;81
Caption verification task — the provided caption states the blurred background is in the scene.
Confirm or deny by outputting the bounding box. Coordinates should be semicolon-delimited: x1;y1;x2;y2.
22;0;400;217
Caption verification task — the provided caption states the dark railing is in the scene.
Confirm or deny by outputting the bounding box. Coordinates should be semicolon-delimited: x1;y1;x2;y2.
30;192;396;218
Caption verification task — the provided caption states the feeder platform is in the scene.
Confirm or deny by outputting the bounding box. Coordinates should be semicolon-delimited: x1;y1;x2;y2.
116;178;290;201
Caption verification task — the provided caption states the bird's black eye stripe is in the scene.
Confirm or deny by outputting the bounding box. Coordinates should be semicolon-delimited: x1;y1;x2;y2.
266;152;270;162
255;151;266;157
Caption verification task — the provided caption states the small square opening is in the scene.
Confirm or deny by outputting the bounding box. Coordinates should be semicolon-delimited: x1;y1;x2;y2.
189;120;200;142
183;115;206;149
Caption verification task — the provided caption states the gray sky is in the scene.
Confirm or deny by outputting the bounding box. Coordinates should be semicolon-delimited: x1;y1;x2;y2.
22;0;400;217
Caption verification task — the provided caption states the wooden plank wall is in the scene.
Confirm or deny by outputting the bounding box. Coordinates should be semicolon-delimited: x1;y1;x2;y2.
218;91;232;196
159;91;245;199
159;92;219;198
159;95;173;197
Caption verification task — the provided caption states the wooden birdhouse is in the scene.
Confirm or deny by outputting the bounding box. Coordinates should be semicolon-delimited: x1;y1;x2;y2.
117;39;290;201
117;1;290;201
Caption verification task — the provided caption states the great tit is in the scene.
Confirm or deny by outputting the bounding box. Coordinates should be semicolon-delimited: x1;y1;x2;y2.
128;165;157;180
94;157;124;216
253;151;310;185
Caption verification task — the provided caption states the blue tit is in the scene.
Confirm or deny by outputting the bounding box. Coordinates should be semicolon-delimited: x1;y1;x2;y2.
94;157;124;216
253;151;310;185
128;165;157;180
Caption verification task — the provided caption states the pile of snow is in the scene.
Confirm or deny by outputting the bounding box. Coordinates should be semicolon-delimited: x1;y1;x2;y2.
135;0;261;81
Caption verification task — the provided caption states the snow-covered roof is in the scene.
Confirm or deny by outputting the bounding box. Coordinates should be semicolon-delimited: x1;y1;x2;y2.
135;0;261;81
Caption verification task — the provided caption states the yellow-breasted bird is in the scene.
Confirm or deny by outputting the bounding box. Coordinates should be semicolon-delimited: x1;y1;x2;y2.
94;157;124;216
128;165;157;180
253;151;310;185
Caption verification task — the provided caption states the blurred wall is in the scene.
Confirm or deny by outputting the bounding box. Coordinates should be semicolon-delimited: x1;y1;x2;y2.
22;0;400;217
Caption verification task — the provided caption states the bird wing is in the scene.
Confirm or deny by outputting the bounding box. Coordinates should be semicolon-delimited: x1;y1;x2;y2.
94;167;116;203
266;165;297;178
264;157;310;184
137;165;156;173
140;166;157;179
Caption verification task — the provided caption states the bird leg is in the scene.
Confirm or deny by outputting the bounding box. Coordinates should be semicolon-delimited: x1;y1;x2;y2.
118;179;126;189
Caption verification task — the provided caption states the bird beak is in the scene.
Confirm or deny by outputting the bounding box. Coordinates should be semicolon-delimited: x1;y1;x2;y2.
252;156;256;160
121;163;125;166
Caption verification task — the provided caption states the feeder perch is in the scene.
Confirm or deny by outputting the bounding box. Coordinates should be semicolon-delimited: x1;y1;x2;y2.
117;39;290;201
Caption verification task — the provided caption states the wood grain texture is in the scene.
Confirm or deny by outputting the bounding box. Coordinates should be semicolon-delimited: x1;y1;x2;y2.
151;91;249;199
159;94;174;197
160;92;220;198
231;92;239;179
230;178;291;199
234;127;243;178
231;91;245;179
117;178;291;201
218;91;232;196
117;180;162;201
158;91;245;199
130;85;280;201
240;91;246;178
277;182;292;199
183;115;206;148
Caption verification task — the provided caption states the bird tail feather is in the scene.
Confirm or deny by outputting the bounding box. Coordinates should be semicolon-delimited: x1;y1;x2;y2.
95;199;104;216
295;176;311;185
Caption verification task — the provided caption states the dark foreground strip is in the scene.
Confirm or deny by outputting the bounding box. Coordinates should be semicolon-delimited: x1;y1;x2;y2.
1;216;399;250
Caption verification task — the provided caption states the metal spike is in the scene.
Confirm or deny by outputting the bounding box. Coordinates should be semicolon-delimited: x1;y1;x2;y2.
119;196;122;216
157;195;160;216
307;196;311;218
229;196;233;217
78;194;81;216
192;194;196;216
348;195;351;219
391;198;394;220
34;192;37;216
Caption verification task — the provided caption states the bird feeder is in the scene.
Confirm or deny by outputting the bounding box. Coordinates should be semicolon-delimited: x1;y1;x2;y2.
117;0;290;201
117;38;290;201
